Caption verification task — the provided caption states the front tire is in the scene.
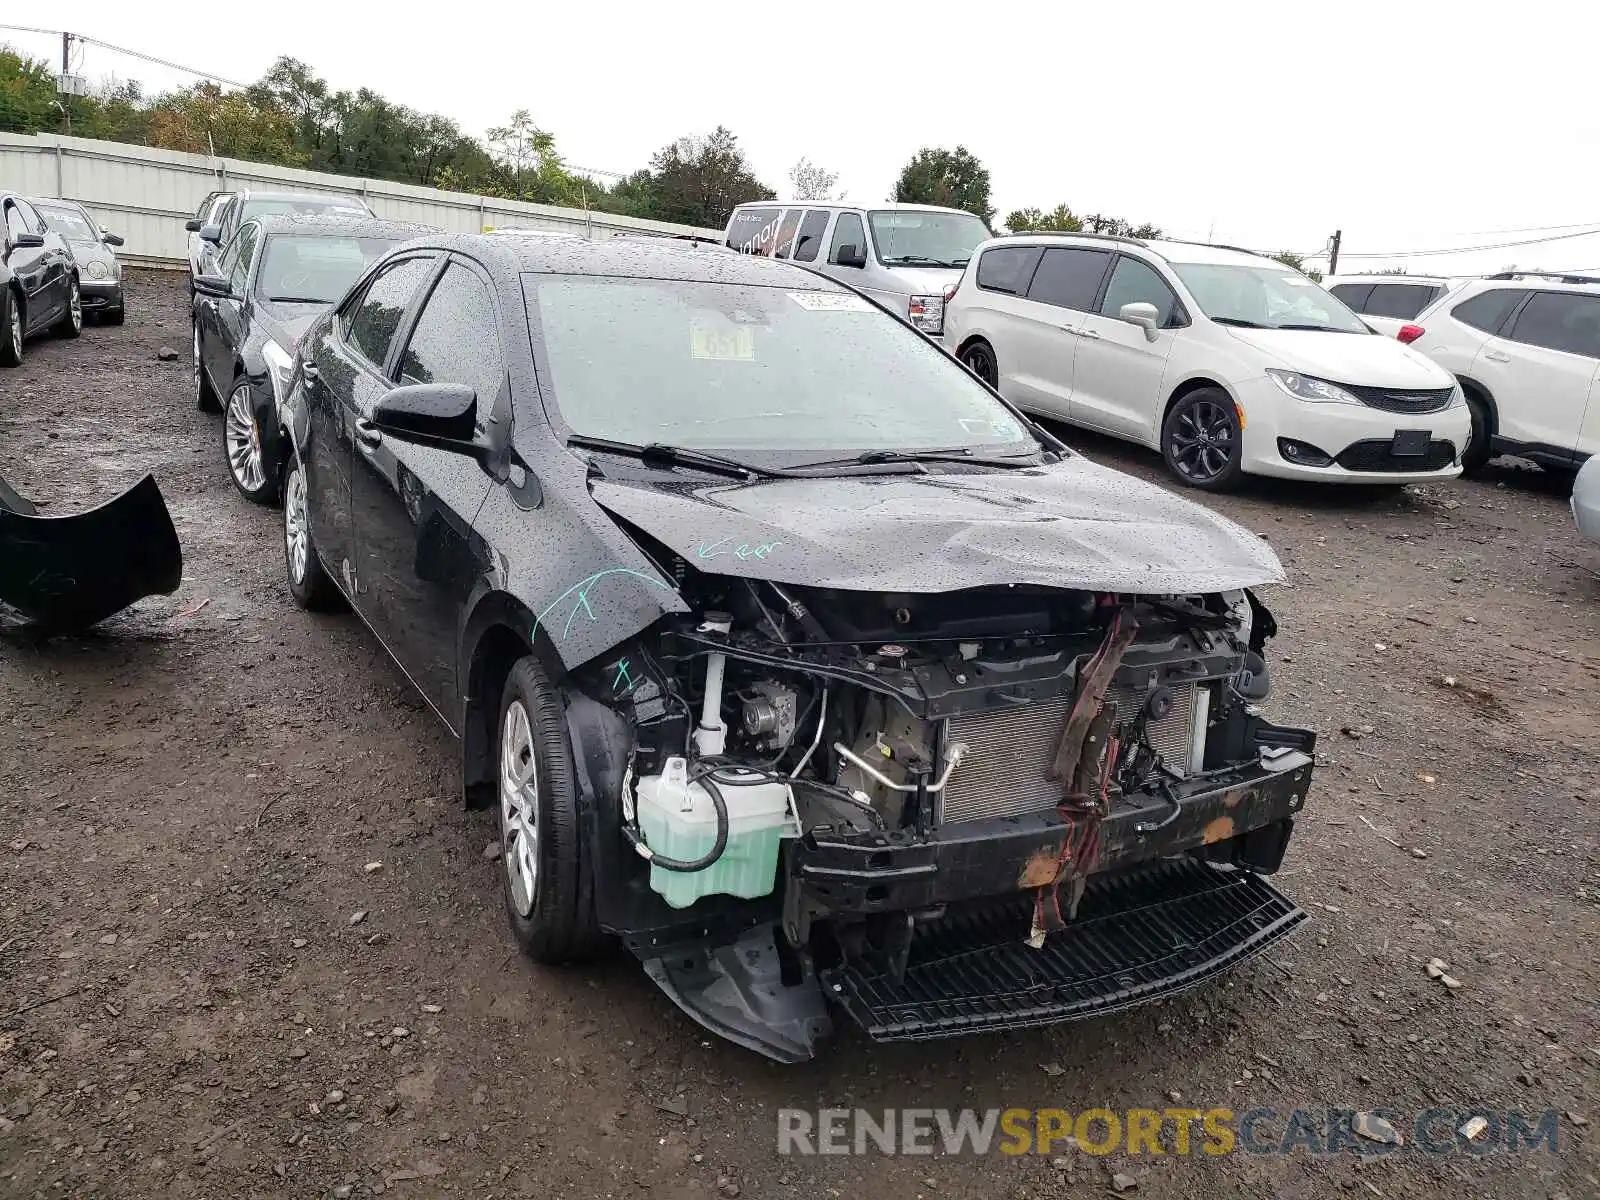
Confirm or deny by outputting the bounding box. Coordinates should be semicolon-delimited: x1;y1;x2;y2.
54;277;81;339
282;458;341;610
1162;388;1245;491
498;656;603;964
194;324;219;412
0;289;21;368
224;380;278;504
1460;393;1492;473
960;339;999;388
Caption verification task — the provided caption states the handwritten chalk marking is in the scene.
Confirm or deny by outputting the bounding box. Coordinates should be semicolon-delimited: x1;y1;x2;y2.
531;568;671;643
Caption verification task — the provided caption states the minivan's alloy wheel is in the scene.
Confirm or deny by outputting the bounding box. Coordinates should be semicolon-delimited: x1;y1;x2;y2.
282;460;340;610
1;294;21;367
497;657;603;963
961;340;999;388
224;382;273;503
500;699;542;918
1162;388;1244;491
54;278;81;338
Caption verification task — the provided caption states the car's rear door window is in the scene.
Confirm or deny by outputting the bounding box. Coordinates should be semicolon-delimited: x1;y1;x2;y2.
976;246;1043;294
1364;283;1442;320
772;210;804;260
1505;291;1600;359
343;255;436;371
792;210;830;263
1451;288;1527;335
1025;248;1112;311
726;207;782;256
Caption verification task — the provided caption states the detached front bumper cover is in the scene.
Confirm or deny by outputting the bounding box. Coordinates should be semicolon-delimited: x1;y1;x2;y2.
0;472;182;632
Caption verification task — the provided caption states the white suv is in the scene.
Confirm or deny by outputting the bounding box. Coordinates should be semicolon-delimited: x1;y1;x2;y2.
943;235;1470;490
1326;275;1462;338
1404;272;1600;471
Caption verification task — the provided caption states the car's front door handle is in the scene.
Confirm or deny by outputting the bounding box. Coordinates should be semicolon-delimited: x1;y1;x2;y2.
1077;328;1102;340
355;419;383;451
1059;326;1081;336
1484;350;1512;363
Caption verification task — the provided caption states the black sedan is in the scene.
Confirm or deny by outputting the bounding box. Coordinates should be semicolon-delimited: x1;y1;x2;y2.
279;235;1315;1061
2;190;80;366
34;198;126;324
192;214;434;503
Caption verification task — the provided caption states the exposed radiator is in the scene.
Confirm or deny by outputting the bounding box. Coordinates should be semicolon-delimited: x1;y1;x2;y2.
939;682;1198;824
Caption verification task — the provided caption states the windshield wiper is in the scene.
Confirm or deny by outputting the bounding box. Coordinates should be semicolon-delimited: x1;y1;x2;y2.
882;254;956;267
794;447;1039;472
266;295;330;304
1274;322;1357;332
1211;316;1268;329
566;435;796;479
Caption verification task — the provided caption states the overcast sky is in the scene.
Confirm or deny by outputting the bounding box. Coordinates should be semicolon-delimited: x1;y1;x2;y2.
6;1;1599;277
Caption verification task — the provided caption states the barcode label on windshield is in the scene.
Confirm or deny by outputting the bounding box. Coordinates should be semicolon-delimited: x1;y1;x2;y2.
788;292;873;312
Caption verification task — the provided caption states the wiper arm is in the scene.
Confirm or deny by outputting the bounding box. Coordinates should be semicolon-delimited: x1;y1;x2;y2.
566;435;795;479
1211;316;1268;328
1274;322;1356;332
266;295;328;304
882;254;953;266
794;447;1038;472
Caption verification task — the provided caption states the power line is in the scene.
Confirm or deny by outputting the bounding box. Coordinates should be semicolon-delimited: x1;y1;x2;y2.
1336;226;1600;260
0;24;247;88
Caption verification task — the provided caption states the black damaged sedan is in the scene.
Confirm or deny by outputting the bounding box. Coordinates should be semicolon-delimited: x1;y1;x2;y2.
192;214;433;503
281;235;1317;1061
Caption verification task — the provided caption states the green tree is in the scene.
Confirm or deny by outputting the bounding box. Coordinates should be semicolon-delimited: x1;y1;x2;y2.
0;47;60;134
643;127;774;227
788;157;840;201
1005;203;1083;233
1272;251;1324;283
893;146;993;223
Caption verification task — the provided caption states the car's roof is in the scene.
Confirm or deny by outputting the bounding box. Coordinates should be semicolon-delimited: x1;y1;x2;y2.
412;232;844;288
249;214;435;239
987;233;1275;269
1326;273;1456;285
730;200;978;217
235;190;368;207
31;197;90;212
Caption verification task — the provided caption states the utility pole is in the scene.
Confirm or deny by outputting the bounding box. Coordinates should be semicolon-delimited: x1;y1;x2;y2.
59;31;73;136
1329;229;1342;277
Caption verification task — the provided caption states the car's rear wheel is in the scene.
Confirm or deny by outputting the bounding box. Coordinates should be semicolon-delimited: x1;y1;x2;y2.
0;289;21;368
960;339;999;388
1162;388;1245;491
194;324;219;412
224;380;277;504
498;655;603;964
53;277;81;339
282;458;341;610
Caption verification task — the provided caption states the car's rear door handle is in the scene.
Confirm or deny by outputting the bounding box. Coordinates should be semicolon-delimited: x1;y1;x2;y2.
1484;350;1512;363
355;419;383;451
1059;326;1081;336
1077;328;1102;340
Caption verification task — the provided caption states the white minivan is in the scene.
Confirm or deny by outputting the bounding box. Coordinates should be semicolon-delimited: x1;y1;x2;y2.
722;201;990;338
944;234;1471;490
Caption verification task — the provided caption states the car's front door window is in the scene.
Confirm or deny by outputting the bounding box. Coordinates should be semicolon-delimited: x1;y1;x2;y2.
343;256;436;372
1098;255;1181;326
398;262;505;433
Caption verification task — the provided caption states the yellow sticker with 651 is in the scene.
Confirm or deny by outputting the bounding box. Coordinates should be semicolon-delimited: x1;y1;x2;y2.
690;323;755;361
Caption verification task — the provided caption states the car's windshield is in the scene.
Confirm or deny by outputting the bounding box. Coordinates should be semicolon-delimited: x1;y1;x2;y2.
1171;263;1368;333
867;210;991;268
37;206;97;243
242;197;368;223
524;276;1035;457
256;235;399;303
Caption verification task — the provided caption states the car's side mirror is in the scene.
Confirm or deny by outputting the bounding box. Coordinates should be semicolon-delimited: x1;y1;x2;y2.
1119;301;1162;341
193;272;233;298
833;243;866;269
185;218;202;233
199;223;222;244
10;232;45;251
102;231;124;247
372;382;478;446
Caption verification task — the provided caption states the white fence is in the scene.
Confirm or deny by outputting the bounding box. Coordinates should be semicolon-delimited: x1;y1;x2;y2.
0;132;722;266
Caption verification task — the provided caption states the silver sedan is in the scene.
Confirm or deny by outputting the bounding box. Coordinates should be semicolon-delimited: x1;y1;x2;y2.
1574;455;1600;545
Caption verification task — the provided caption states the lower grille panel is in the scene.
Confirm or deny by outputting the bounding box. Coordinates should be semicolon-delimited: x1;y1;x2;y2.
821;859;1304;1041
1336;438;1457;472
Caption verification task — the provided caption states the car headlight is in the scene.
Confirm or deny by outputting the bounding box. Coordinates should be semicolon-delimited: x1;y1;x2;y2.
1446;384;1465;409
908;294;944;335
1265;368;1360;404
261;338;296;409
86;260;108;280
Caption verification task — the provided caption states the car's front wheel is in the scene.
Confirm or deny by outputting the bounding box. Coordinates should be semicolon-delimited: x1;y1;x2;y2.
282;458;341;610
224;380;277;504
0;289;21;368
1162;388;1245;491
498;655;604;964
1460;392;1493;473
53;277;81;339
194;324;219;412
960;339;999;388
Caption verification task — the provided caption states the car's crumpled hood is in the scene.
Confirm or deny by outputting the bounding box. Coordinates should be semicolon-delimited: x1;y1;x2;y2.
592;455;1285;595
1225;327;1453;387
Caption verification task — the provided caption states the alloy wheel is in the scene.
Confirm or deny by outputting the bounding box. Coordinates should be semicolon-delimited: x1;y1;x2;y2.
7;303;19;359
193;327;202;403
284;466;310;584
1168;398;1236;481
68;281;81;333
500;700;541;919
963;343;998;387
225;384;267;494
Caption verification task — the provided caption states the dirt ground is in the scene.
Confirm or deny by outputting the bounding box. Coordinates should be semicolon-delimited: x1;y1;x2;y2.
1;270;1596;1200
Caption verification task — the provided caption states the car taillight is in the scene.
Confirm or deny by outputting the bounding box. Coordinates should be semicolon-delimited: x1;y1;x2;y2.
1397;324;1425;344
942;282;959;304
